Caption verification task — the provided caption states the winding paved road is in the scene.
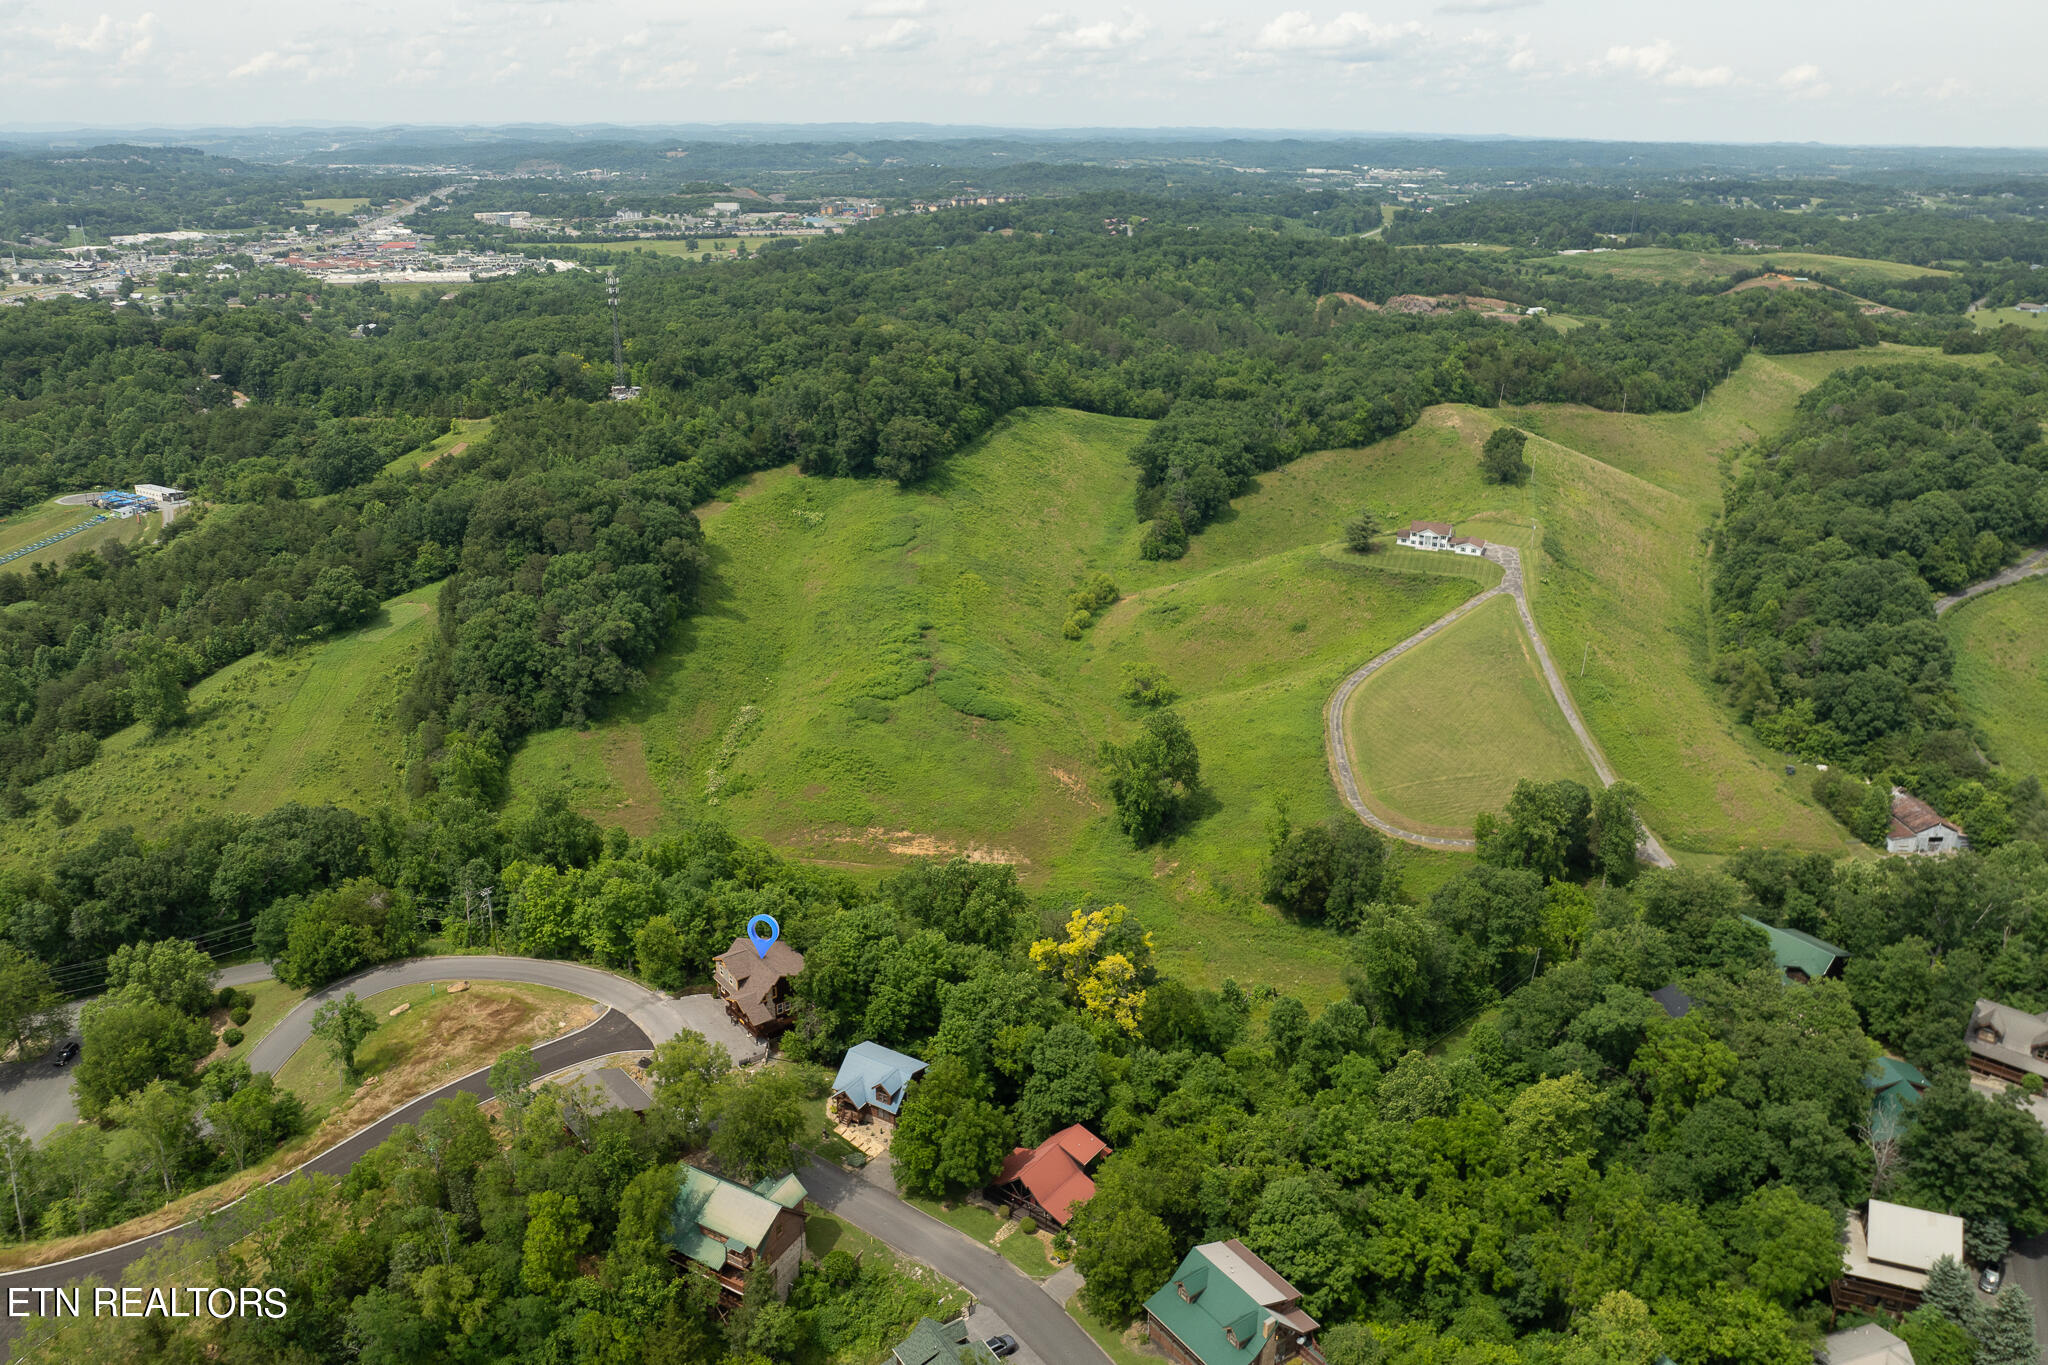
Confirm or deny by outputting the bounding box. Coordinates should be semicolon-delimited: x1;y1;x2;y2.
801;1159;1110;1365
0;1008;649;1349
1325;544;1675;867
1935;547;2048;617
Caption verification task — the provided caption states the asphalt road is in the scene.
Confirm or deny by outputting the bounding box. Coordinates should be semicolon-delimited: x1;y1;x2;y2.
245;956;762;1076
801;1158;1111;1365
1;964;275;1141
0;1008;649;1351
2002;1232;2048;1362
1935;546;2048;616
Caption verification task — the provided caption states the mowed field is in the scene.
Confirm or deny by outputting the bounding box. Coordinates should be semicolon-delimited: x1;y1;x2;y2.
511;408;1483;998
13;583;441;861
1950;577;2048;776
1972;307;2048;332
1344;592;1598;836
381;417;494;475
1527;246;1953;289
0;500;160;571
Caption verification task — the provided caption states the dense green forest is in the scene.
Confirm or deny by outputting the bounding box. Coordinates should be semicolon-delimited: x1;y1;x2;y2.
1711;330;2048;843
11;783;2048;1365
1394;185;2048;271
0;196;1935;803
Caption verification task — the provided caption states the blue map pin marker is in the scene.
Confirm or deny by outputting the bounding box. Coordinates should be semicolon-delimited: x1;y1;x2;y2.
746;914;781;960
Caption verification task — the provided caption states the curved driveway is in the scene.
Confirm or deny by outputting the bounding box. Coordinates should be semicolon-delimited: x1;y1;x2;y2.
1935;547;2048;616
249;955;763;1074
1326;544;1675;867
0;1009;648;1345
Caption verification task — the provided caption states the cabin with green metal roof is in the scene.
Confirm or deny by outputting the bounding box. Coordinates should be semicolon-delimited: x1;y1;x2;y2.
1143;1239;1322;1365
662;1164;809;1302
1864;1056;1928;1137
889;1317;998;1365
1741;916;1847;985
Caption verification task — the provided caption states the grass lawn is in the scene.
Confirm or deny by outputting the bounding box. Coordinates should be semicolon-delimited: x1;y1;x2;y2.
382;417;494;475
1344;592;1598;837
13;582;441;862
905;1195;1006;1243
1068;1295;1154;1365
800;1095;868;1166
0;501;159;571
273;979;598;1122
211;979;307;1065
511;408;1485;1000
996;1228;1060;1280
1971;306;2048;331
1535;246;1951;289
303;197;372;214
1949;576;2048;776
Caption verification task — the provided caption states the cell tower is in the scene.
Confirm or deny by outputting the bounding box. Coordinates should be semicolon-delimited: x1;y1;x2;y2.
606;274;641;401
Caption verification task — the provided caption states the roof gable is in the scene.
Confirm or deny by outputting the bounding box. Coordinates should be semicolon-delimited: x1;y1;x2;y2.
1143;1240;1315;1365
832;1042;928;1114
1742;915;1845;981
1890;788;1958;837
664;1165;789;1256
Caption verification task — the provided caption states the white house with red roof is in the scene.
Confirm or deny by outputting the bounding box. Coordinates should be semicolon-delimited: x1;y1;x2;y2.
1395;519;1487;556
992;1124;1110;1226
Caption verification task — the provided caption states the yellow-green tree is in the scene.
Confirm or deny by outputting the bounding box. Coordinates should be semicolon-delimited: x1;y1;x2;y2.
1029;903;1153;1033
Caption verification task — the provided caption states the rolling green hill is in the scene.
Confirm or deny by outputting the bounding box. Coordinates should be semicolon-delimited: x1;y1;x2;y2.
511;408;1486;996
15;583;441;863
1951;577;2048;777
1344;592;1598;837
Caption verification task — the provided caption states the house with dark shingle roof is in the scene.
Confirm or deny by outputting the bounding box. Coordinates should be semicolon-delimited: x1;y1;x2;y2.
713;936;806;1037
1741;915;1846;985
993;1124;1109;1227
662;1164;809;1302
1886;789;1967;856
1966;998;2048;1084
1144;1239;1321;1365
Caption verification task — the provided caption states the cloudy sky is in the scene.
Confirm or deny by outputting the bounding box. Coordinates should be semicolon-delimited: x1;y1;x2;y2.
1;0;2038;146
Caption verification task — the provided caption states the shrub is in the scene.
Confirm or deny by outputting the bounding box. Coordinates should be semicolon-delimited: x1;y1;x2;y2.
230;1006;252;1026
222;1027;245;1048
216;986;238;1009
1018;1216;1039;1236
235;989;255;1012
1480;426;1531;485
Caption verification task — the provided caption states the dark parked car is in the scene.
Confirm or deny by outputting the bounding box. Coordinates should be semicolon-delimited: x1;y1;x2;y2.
984;1335;1018;1358
51;1041;78;1068
1980;1263;2005;1295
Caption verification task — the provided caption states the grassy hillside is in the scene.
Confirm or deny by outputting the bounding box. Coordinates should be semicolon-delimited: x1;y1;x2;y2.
0;500;161;571
381;418;493;475
512;408;1483;997
14;582;440;861
1951;577;2048;776
1343;592;1598;837
1528;246;1953;289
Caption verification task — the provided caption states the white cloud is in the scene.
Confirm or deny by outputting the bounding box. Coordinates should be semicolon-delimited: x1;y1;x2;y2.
863;17;930;50
1251;10;1423;62
1506;45;1535;72
1778;62;1830;97
1435;0;1538;11
1603;39;1731;89
1048;13;1151;51
855;0;926;14
31;11;158;69
718;71;760;90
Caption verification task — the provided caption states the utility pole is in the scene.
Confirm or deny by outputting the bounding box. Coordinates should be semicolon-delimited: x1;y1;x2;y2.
480;887;495;953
